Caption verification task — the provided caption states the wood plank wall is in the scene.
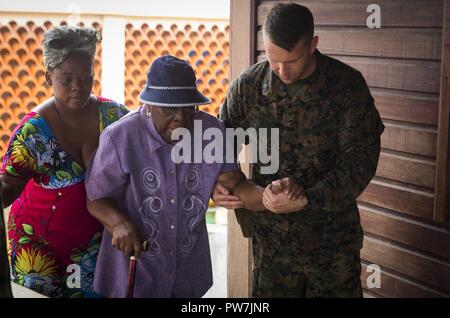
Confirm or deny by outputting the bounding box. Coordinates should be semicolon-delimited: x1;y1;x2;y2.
256;0;450;297
228;0;256;298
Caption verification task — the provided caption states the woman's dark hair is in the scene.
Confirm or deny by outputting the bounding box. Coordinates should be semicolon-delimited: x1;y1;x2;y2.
264;2;314;51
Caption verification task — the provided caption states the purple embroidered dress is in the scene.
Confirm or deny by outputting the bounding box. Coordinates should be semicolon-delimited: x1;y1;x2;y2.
85;107;238;297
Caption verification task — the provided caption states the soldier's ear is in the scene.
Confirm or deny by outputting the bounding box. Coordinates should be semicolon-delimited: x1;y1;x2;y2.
310;36;319;54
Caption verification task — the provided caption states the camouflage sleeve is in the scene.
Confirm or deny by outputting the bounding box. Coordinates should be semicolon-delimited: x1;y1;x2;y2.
219;76;256;238
304;72;385;212
219;75;248;129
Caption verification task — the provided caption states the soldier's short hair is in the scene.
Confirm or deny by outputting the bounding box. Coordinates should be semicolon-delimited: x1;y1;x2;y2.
264;2;314;51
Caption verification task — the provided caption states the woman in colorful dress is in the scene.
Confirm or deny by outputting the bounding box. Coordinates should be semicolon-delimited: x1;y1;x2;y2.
0;26;129;297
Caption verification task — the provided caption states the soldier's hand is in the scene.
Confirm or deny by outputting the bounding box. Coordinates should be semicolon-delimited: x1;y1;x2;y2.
269;177;304;200
269;179;284;194
212;182;244;209
111;220;144;258
263;184;308;214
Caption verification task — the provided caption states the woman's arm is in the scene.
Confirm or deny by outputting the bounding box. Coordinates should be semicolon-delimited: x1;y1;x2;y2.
214;172;306;212
86;198;144;258
216;170;266;211
0;175;28;208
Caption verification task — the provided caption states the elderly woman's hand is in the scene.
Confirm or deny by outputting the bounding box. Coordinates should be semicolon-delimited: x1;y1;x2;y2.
111;220;144;258
212;182;244;209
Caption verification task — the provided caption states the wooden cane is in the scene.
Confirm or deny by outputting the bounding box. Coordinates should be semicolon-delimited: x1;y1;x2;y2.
126;241;148;298
126;256;137;298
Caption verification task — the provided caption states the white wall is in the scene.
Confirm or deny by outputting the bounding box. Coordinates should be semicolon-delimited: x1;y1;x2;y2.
204;224;227;298
0;0;230;20
101;16;126;103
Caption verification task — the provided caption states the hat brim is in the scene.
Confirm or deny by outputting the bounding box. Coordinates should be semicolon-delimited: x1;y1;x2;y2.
139;87;211;107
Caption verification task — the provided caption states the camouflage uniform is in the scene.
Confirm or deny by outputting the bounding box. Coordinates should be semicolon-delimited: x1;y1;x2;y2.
220;50;384;298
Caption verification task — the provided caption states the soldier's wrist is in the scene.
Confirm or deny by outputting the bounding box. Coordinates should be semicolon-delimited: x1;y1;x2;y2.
303;190;313;212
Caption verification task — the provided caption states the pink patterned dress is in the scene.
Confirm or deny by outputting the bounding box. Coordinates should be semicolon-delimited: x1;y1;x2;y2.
1;97;129;297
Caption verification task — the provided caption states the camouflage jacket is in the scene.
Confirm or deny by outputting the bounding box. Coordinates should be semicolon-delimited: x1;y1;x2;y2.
220;50;384;253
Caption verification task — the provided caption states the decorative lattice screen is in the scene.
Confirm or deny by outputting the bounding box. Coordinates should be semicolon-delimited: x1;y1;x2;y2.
124;22;230;115
0;20;102;155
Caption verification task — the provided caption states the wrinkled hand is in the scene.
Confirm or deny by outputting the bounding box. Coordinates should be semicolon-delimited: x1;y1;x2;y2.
269;177;304;200
263;182;308;214
111;220;144;258
212;182;244;209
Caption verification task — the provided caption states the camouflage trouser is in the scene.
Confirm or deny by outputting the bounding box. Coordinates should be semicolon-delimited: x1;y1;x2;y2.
251;239;362;298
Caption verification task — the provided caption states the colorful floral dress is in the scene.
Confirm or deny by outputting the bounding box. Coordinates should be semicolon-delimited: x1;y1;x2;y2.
1;96;129;298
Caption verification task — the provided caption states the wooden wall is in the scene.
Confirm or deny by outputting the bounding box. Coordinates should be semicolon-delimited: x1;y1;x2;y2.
229;0;450;297
228;0;255;297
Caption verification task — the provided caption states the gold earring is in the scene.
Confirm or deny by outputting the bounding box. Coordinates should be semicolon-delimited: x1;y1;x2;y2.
146;106;151;118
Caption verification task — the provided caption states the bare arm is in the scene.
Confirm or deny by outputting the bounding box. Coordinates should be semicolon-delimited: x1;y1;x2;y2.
86;198;144;257
233;179;266;211
213;172;307;212
0;175;28;208
216;170;266;211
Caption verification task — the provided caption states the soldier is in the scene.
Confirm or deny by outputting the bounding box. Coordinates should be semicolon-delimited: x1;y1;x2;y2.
214;2;385;297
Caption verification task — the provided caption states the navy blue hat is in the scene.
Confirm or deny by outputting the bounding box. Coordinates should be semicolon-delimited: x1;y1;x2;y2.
139;55;210;107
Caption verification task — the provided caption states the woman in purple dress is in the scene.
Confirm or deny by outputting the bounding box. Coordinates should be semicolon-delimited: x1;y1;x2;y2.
85;55;295;297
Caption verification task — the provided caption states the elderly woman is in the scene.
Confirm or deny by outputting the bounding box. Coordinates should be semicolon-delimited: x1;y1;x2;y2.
85;55;285;298
0;26;129;297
